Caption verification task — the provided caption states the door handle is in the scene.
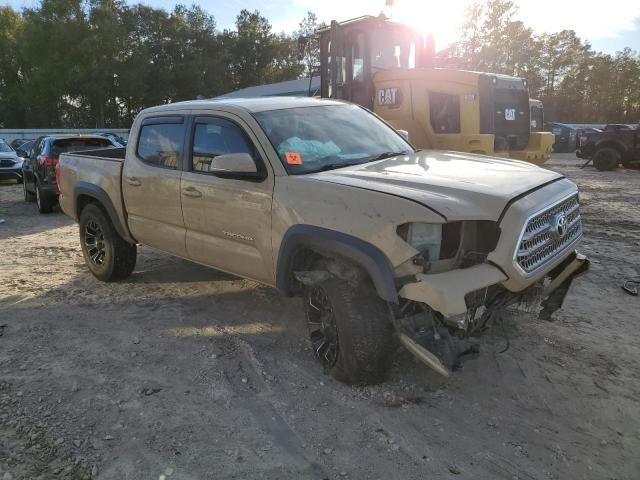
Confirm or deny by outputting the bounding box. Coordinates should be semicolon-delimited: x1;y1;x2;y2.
126;177;141;187
182;186;202;198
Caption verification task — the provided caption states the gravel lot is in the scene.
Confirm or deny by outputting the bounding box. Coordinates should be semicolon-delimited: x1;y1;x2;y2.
1;154;639;480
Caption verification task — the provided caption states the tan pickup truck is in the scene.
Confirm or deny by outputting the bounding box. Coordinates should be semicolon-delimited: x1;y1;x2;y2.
58;97;589;384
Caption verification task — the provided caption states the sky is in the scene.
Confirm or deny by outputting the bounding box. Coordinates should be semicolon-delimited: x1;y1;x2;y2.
4;0;640;54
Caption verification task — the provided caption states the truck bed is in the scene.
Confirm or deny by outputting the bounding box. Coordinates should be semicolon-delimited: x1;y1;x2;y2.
65;146;127;161
58;147;131;240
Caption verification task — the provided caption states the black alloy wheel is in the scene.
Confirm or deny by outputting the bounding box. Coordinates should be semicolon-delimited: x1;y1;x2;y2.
84;219;107;266
306;286;339;368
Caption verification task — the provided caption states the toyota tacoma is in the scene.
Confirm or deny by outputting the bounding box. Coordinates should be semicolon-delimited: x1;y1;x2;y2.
57;97;589;384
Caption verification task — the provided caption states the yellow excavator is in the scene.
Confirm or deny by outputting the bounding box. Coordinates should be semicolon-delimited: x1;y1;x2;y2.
314;15;554;164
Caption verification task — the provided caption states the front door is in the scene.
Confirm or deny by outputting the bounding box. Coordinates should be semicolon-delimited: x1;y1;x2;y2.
180;114;274;284
123;115;188;257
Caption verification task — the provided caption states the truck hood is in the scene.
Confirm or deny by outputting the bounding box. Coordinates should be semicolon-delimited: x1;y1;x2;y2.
309;150;563;221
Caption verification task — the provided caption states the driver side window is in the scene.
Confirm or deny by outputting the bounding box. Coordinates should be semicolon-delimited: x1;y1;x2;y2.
191;118;255;173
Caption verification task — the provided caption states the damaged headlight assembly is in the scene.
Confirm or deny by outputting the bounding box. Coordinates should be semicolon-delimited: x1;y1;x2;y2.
396;222;442;263
397;220;501;271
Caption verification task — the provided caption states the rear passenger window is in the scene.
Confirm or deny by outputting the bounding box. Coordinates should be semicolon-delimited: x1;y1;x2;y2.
191;119;254;173
137;121;185;169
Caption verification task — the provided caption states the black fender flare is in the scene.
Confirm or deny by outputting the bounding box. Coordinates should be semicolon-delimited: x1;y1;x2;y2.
74;182;131;242
276;225;398;303
595;140;627;156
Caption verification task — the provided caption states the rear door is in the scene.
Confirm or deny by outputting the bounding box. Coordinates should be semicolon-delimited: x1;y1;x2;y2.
180;114;275;284
123;115;188;257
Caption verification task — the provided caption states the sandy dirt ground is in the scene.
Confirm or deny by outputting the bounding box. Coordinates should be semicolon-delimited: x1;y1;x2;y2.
1;153;639;480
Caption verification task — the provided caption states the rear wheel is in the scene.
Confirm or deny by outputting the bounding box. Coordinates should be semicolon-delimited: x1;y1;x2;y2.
303;278;395;385
593;148;620;171
79;203;137;282
35;182;54;213
23;180;35;202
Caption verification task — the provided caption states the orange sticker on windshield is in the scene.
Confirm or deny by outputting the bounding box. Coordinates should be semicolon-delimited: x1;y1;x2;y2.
284;151;303;165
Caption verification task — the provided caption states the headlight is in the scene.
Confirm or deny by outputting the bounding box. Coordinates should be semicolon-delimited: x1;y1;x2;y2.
397;223;442;261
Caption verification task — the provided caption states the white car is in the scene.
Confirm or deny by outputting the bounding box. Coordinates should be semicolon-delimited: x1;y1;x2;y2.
0;139;24;184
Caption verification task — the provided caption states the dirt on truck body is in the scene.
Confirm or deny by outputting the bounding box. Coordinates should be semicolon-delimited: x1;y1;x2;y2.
55;96;589;384
1;153;639;479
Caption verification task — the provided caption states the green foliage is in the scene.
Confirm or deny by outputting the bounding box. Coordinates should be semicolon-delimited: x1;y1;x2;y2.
1;0;638;127
453;0;640;122
0;0;304;128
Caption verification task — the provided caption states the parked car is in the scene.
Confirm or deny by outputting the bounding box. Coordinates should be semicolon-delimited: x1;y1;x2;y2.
576;123;640;170
93;132;127;147
0;139;24;183
15;140;35;159
22;135;118;213
58;97;589;385
545;122;578;153
10;138;34;150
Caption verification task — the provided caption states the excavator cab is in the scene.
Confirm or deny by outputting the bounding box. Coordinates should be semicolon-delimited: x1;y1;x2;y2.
315;15;554;164
318;15;427;109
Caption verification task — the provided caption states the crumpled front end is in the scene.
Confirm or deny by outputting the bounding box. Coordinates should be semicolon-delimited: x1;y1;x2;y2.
394;179;590;326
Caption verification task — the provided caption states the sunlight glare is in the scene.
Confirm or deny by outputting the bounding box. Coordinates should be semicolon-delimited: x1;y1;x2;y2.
388;0;469;49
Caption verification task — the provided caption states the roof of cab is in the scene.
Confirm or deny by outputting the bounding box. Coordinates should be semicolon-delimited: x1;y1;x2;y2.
139;96;347;115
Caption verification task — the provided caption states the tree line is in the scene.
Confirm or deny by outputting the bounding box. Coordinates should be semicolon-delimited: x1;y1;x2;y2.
447;0;640;124
1;0;638;128
0;0;309;128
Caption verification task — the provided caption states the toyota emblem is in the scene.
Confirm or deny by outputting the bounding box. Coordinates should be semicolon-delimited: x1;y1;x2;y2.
552;213;568;240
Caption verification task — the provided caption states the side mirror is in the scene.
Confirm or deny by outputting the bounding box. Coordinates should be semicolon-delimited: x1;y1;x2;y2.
16;149;27;158
209;153;258;175
397;129;410;141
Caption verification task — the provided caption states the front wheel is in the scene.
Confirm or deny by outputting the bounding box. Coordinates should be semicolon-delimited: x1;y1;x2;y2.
303;279;395;385
593;148;620;171
79;203;137;282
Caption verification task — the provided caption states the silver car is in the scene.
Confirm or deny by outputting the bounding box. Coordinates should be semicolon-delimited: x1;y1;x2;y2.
0;139;24;183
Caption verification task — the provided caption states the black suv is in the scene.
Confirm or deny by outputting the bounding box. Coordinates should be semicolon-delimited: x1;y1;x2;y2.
23;135;116;213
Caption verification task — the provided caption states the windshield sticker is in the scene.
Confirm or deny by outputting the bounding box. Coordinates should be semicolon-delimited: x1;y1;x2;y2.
284;151;303;165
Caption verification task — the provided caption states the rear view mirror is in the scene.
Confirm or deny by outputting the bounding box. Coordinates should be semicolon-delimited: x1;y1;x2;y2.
209;153;258;175
397;129;410;141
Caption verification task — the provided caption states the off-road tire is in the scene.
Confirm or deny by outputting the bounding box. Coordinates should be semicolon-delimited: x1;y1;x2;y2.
35;181;54;213
79;203;137;282
303;279;395;385
593;148;620;171
23;180;35;202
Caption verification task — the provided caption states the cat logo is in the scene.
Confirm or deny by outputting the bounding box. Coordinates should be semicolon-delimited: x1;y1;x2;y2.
377;88;400;107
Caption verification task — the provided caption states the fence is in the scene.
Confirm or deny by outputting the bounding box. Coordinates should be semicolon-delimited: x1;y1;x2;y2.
0;128;130;144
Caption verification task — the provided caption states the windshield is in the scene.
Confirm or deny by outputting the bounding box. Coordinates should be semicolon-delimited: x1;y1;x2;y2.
370;27;417;70
253;105;413;174
0;140;13;153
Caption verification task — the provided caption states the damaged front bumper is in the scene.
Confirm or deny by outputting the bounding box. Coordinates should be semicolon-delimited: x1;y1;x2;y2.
397;250;590;320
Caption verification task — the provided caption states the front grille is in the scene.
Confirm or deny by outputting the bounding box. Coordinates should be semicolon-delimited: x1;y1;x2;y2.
0;159;15;167
516;194;582;273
